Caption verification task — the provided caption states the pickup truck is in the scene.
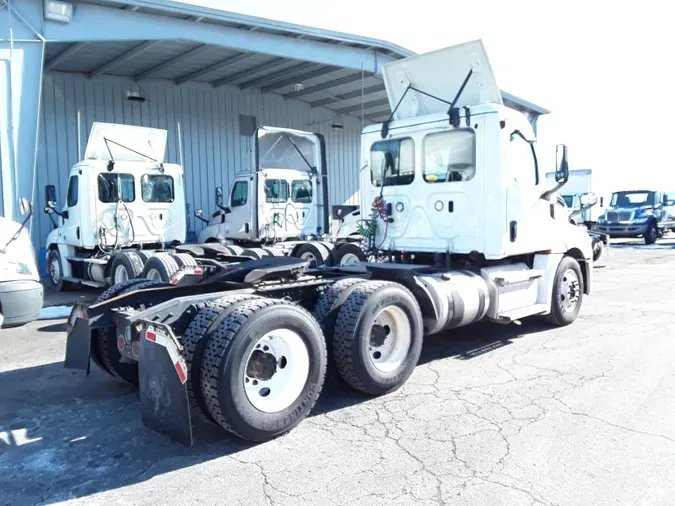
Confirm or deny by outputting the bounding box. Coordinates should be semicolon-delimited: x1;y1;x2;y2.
595;190;670;244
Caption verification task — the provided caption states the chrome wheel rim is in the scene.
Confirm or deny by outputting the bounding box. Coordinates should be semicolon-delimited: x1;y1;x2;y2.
49;255;61;284
339;252;361;266
559;268;581;313
146;268;163;282
368;305;411;373
244;329;310;413
300;251;319;267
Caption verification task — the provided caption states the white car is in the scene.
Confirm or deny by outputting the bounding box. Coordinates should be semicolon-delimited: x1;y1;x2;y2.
0;199;44;328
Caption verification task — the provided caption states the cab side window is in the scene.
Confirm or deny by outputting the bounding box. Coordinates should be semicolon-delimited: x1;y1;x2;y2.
506;131;538;186
231;181;248;207
67;175;79;207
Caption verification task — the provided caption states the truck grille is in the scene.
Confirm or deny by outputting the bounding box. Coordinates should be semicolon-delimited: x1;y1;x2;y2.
607;211;633;222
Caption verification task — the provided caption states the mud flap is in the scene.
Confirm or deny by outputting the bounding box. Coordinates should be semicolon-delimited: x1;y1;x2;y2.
64;305;92;373
138;323;193;447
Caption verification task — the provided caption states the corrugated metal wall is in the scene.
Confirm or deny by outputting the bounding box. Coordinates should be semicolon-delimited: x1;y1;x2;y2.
34;71;364;250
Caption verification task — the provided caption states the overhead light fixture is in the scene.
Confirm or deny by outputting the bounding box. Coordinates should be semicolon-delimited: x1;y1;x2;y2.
44;0;73;23
126;91;146;103
294;83;304;92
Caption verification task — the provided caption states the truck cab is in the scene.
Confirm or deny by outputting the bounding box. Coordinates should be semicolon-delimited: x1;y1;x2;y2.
596;190;668;244
196;126;329;245
359;41;592;266
44;123;186;289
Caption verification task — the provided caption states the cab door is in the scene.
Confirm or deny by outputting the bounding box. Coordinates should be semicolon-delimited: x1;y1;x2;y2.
225;176;253;240
61;172;83;246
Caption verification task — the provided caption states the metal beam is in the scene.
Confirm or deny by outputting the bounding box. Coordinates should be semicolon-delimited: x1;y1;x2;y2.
175;52;251;85
239;62;317;90
334;98;390;115
89;40;158;76
135;44;210;80
259;65;340;93
311;84;383;108
213;58;288;88
45;42;87;70
43;3;397;73
284;73;367;100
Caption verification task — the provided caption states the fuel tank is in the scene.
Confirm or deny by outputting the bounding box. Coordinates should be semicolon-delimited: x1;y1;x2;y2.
417;271;490;335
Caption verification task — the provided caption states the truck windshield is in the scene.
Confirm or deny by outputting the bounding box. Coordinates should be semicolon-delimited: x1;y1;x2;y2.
610;191;654;207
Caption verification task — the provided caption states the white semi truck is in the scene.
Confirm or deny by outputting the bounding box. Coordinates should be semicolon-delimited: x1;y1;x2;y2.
63;40;593;446
43;123;187;291
545;168;607;228
194;126;366;267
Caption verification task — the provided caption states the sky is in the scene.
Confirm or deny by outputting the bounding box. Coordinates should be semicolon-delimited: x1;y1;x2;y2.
181;0;674;196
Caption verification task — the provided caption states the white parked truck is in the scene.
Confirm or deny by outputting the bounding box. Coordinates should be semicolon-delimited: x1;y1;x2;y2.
63;40;593;446
194;126;367;267
43;123;187;291
0;198;43;328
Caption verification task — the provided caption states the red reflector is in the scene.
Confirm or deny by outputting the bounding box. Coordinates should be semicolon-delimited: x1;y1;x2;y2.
117;335;126;352
194;269;203;275
174;361;187;384
132;341;140;358
170;278;179;285
146;329;157;342
82;312;88;320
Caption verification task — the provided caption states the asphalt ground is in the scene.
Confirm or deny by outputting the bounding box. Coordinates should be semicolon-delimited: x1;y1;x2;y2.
2;238;674;505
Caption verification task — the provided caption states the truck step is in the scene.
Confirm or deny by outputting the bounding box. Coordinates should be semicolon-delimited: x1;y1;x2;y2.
496;303;548;323
63;277;106;288
66;257;109;265
490;269;544;286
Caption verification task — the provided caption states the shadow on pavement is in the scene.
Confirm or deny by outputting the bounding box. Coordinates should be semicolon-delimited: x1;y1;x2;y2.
0;319;549;505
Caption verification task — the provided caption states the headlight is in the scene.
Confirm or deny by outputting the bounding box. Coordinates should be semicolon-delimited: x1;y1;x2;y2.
597;215;606;223
641;208;653;216
633;216;650;223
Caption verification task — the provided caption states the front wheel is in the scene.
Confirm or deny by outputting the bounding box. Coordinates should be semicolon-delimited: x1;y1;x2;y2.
545;256;583;326
47;248;70;292
592;238;604;262
645;222;658;245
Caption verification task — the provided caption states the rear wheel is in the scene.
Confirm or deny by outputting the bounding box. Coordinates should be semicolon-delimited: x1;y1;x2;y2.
94;280;172;385
181;294;261;422
545;256;583;326
110;251;144;284
200;298;327;442
141;253;180;283
292;243;332;267
332;281;423;395
334;243;367;266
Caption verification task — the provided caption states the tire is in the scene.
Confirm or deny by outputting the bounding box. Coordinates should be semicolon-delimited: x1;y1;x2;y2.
592;239;603;262
334;243;367;266
110;252;144;285
94;280;172;385
313;277;369;336
292;243;331;267
47;248;70;292
332;281;423;396
545;256;584;326
223;245;245;256
241;248;269;259
200;298;327;442
135;250;154;263
645;221;658;245
181;294;261;422
140;253;180;282
262;247;285;257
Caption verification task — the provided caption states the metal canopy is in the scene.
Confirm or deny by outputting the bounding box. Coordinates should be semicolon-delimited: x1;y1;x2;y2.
42;0;549;125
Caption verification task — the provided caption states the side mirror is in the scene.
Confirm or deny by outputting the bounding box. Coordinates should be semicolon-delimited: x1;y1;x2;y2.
19;197;31;216
664;194;670;205
555;144;569;184
194;208;208;223
45;184;57;211
215;186;224;209
580;192;598;207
